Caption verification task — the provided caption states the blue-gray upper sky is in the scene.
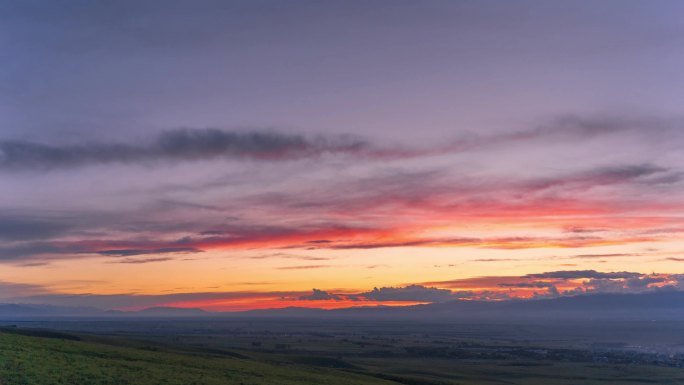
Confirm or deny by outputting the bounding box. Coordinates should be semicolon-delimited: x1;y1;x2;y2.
3;0;684;143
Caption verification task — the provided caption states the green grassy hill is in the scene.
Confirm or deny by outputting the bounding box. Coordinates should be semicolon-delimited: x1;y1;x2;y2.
0;330;394;385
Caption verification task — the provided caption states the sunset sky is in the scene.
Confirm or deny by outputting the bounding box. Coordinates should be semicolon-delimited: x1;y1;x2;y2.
2;0;684;311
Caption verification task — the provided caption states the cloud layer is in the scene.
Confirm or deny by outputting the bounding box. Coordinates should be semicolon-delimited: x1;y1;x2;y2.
2;117;684;266
0;129;370;170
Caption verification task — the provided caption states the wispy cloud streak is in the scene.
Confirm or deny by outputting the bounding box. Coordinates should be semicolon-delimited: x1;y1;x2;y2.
0;129;368;170
3;116;681;170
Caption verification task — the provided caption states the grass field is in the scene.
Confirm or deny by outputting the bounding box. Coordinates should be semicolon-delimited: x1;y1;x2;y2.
0;330;393;385
2;327;684;385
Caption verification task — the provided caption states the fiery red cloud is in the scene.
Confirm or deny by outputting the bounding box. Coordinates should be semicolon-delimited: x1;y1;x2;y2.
130;296;427;312
39;210;678;258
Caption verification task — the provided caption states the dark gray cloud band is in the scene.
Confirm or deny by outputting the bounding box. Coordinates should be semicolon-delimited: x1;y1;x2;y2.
3;116;682;170
0;128;367;170
97;248;202;257
526;270;642;279
298;285;455;303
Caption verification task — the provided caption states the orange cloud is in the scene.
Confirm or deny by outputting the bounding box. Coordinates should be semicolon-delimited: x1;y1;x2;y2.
145;296;426;312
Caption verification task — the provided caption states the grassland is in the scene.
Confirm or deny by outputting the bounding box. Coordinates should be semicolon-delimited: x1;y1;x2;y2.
0;330;393;385
2;323;684;385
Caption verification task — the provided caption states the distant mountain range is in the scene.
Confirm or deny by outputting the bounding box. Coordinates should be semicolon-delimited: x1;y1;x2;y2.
0;304;210;319
236;290;684;320
0;303;104;318
106;306;210;317
2;290;684;320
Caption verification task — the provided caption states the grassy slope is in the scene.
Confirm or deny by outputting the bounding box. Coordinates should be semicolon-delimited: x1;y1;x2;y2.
2;330;684;385
0;331;395;385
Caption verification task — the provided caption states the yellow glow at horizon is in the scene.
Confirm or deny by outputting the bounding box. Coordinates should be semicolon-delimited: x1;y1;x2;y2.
3;238;684;297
